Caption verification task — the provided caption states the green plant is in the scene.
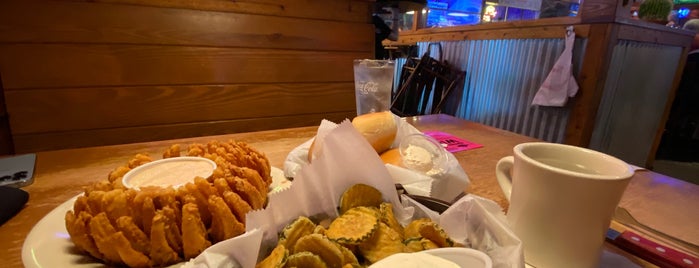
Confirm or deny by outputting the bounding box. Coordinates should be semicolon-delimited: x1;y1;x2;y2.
638;0;673;21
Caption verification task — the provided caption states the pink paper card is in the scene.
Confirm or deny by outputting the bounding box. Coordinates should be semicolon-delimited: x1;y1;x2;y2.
424;131;483;153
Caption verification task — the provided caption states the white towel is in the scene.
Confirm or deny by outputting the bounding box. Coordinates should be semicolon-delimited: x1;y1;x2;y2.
532;26;579;107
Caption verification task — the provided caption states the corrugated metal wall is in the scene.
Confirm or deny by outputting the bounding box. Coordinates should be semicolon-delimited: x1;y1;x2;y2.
395;38;585;143
589;40;682;166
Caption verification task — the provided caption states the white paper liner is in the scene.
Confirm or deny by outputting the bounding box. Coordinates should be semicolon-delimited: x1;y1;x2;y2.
284;113;470;203
183;120;523;268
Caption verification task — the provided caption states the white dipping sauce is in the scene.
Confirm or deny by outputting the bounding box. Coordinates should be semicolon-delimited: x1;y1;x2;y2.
402;144;434;173
369;252;461;268
123;157;216;188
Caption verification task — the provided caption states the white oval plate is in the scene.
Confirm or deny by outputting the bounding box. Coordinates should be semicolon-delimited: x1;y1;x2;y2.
21;166;289;268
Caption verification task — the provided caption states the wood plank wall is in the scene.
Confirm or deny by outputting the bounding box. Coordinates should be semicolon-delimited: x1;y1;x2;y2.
0;0;375;154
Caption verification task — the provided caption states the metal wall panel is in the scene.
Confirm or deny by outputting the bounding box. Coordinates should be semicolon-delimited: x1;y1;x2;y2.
395;38;584;143
589;40;682;166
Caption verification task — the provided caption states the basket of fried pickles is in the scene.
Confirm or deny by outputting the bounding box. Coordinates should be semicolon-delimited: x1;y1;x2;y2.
258;183;474;268
184;121;523;268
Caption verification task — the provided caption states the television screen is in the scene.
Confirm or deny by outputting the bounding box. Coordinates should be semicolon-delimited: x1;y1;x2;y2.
426;0;482;27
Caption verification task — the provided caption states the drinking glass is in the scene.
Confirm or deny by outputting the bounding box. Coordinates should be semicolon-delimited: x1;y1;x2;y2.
353;59;395;115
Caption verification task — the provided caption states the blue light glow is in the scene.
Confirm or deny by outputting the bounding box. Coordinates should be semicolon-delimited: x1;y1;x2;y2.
678;8;690;18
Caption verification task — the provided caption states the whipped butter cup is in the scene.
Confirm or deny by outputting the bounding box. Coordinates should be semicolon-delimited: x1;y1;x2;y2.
399;133;448;176
122;156;217;189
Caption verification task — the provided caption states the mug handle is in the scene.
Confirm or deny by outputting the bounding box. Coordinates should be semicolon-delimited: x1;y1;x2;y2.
495;156;514;201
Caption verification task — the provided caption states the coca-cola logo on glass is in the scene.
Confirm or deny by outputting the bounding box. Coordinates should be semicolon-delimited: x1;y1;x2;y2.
359;81;379;94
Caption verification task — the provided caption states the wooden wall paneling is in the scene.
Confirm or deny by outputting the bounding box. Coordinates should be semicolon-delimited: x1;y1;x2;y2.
0;1;374;52
565;24;618;147
53;0;373;23
5;83;356;134
0;45;371;89
0;73;13;155
0;0;375;152
577;0;619;23
11;111;355;153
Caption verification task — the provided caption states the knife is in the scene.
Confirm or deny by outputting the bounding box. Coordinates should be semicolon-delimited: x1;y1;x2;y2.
606;227;699;268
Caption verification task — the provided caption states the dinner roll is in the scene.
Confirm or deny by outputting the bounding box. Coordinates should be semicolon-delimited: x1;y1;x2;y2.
379;148;403;167
351;111;397;154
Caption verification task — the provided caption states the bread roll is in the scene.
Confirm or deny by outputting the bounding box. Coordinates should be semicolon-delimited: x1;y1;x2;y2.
379;148;403;167
351;111;397;154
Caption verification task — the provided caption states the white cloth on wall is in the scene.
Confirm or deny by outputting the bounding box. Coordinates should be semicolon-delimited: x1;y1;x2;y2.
532;26;579;107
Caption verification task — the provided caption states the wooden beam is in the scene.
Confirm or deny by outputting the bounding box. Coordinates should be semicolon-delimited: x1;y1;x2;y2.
565;24;617;147
617;23;695;47
388;17;586;45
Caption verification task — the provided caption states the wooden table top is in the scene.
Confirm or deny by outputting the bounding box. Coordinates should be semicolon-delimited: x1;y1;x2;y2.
2;114;698;267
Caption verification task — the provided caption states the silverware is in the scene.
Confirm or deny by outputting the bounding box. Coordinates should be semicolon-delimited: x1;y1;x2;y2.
606;225;699;267
614;207;699;255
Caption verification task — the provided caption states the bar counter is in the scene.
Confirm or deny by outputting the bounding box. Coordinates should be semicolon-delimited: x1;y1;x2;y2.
2;114;698;267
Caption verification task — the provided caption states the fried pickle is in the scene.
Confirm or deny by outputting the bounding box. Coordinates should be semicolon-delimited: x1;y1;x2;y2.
379;203;403;240
338;184;383;214
326;206;379;245
256;244;288;268
286;252;328;268
358;222;406;264
294;234;344;268
278;216;316;251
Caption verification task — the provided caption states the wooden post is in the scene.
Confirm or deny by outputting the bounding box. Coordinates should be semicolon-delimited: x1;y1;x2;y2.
564;24;618;147
578;0;621;23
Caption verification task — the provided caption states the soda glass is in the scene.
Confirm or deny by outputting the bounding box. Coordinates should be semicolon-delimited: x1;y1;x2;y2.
353;59;395;115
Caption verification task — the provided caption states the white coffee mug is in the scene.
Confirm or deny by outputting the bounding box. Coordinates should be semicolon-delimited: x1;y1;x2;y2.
495;142;633;268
